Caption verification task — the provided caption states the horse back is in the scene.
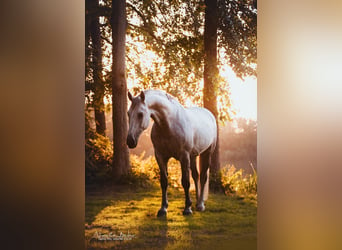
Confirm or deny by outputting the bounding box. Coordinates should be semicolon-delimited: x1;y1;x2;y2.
150;106;217;159
185;107;217;154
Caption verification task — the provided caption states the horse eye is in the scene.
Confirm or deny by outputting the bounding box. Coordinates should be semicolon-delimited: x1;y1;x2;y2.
137;112;143;119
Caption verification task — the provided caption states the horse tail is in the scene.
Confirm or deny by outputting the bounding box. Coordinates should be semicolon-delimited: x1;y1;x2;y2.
203;139;217;201
203;168;209;201
200;143;215;201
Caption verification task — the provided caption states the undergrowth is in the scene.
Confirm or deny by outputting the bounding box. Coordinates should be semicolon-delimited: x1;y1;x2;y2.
86;129;257;201
85;130;113;183
220;164;257;201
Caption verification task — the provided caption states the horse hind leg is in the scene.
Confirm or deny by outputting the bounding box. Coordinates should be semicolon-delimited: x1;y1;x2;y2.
197;147;211;211
155;152;169;217
190;155;200;205
181;153;192;215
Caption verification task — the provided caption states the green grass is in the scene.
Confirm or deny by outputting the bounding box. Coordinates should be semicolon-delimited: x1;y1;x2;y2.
85;185;256;250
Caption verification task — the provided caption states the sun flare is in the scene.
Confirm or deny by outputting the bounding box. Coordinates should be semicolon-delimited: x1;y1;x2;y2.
219;65;257;120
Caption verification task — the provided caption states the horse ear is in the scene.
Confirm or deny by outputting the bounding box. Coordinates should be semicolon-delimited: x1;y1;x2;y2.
140;91;145;102
128;91;133;101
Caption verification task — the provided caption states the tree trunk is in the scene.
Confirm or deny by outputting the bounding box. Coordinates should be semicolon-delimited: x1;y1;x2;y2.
112;0;130;180
203;0;220;175
89;0;106;136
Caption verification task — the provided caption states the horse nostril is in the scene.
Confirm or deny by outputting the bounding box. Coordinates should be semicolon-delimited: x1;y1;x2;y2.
127;135;136;148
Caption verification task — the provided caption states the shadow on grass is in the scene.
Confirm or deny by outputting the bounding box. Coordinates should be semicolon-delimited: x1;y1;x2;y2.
85;184;169;249
85;183;155;225
85;185;256;250
182;194;257;250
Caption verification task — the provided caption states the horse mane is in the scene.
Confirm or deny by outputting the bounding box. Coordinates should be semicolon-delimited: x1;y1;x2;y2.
144;89;180;106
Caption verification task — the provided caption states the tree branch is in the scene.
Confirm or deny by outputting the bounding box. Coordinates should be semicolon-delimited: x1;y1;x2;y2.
101;35;112;45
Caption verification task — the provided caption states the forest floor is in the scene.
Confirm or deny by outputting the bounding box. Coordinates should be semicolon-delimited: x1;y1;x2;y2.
85;184;257;250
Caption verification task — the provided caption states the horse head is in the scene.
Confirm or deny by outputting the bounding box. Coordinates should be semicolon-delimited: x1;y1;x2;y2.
126;91;151;148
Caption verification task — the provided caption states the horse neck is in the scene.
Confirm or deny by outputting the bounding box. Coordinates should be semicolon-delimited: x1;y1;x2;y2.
145;92;180;129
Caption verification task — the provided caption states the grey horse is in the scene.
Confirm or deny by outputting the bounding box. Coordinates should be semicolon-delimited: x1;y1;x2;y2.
127;90;217;216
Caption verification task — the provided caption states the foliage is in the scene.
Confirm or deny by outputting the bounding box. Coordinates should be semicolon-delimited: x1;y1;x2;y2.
86;144;257;202
91;0;257;123
218;0;257;78
209;170;225;193
126;0;205;103
120;154;190;190
85;119;113;183
119;154;159;188
86;113;257;199
221;164;257;201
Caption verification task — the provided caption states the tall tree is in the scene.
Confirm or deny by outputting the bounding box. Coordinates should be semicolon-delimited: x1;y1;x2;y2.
91;0;256;180
203;0;221;179
111;0;130;179
202;0;257;182
86;0;106;135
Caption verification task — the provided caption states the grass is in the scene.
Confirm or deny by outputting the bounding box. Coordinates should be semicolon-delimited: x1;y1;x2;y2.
85;138;257;249
85;184;256;250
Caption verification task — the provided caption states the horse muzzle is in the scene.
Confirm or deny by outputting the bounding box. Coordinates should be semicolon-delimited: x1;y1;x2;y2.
126;134;137;148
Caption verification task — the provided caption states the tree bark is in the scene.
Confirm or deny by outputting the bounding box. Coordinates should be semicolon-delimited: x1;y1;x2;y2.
112;0;130;180
89;0;106;136
203;0;220;174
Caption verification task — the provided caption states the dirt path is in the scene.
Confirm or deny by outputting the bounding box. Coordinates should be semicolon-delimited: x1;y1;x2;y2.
85;185;256;250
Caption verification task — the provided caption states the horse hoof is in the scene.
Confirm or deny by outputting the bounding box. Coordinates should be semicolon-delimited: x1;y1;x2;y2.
183;208;193;215
196;203;205;212
157;208;167;217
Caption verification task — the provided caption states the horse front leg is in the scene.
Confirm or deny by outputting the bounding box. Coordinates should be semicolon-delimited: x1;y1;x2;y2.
155;152;169;217
181;153;192;215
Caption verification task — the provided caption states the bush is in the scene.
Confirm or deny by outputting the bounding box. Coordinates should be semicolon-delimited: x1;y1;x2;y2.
220;164;257;200
85;122;113;183
85;113;257;199
130;153;160;181
119;154;159;188
123;154;186;189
